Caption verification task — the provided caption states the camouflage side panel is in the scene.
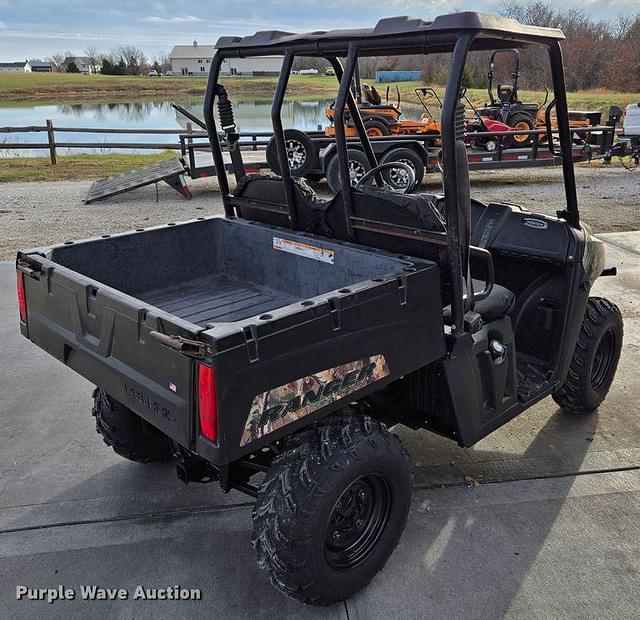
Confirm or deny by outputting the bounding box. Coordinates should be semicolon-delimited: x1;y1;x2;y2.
240;354;390;446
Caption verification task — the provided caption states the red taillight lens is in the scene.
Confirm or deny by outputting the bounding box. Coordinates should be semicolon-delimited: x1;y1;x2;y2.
198;363;218;442
16;270;27;323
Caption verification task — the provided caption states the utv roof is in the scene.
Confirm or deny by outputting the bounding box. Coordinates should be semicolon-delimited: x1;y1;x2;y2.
215;12;565;57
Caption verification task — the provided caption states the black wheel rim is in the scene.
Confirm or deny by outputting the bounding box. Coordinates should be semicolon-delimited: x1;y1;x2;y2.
591;329;617;391
324;473;392;570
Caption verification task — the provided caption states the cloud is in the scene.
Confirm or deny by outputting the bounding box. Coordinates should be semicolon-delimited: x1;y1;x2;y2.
0;21;5;29
143;15;203;24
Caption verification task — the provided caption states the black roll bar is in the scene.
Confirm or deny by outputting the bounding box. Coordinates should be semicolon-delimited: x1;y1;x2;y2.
548;41;579;228
332;46;386;238
441;33;474;334
203;51;233;216
271;51;298;228
327;57;380;173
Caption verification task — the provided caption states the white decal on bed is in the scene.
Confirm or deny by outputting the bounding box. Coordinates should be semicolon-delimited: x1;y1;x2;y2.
273;237;335;264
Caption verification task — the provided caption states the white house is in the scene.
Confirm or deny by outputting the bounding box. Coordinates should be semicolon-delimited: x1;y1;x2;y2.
0;61;27;73
170;42;216;76
169;41;281;76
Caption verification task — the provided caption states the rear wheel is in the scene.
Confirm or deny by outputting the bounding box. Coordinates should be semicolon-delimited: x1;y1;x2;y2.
506;112;535;148
252;415;411;606
325;149;371;193
92;389;173;463
553;297;623;413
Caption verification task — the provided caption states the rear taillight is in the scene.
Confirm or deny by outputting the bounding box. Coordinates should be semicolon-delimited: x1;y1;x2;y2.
16;270;27;323
198;363;218;442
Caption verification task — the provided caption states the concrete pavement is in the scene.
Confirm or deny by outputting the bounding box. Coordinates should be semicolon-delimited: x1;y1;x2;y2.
0;232;638;619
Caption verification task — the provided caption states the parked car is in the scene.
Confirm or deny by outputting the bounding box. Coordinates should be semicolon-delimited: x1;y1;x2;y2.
148;69;159;77
298;68;319;75
165;70;173;76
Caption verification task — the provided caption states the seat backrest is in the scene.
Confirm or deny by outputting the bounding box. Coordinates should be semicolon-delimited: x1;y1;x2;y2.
232;174;350;238
348;186;447;265
232;174;316;228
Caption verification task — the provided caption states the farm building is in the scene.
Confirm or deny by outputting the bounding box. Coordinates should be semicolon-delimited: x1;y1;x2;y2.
170;41;281;76
0;61;26;73
25;61;53;73
61;57;97;74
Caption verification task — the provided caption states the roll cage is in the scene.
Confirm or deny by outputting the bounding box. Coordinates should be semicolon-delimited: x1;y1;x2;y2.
203;11;578;337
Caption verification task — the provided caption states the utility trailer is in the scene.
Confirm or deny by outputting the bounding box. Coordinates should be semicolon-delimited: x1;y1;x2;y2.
17;12;623;607
259;117;620;192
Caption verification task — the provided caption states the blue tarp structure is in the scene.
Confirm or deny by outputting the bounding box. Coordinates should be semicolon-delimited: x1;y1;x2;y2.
375;70;422;83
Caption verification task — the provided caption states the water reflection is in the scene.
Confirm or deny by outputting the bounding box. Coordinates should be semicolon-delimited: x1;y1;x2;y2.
1;97;423;155
1;98;337;154
56;101;171;124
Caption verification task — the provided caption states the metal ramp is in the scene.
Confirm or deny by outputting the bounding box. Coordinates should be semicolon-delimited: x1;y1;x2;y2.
85;157;192;204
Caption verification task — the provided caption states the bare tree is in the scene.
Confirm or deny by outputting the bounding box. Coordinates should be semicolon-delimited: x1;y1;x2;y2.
115;45;147;75
84;47;99;74
154;50;171;74
48;52;67;72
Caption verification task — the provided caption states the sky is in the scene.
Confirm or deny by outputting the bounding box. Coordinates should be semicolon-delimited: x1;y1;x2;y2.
0;0;637;62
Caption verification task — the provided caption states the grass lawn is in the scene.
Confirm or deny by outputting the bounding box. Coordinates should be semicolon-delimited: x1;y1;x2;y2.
0;153;175;182
2;73;638;114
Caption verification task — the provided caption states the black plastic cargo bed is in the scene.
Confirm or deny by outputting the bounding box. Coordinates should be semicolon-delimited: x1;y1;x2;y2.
142;275;299;325
18;216;446;463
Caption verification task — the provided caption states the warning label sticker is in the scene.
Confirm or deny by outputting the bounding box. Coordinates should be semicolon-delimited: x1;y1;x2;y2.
273;236;335;264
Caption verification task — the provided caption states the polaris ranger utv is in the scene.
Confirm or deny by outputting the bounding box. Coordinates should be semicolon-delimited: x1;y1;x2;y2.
16;12;623;607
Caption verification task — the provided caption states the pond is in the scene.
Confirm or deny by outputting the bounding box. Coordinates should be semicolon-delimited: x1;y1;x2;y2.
0;98;426;156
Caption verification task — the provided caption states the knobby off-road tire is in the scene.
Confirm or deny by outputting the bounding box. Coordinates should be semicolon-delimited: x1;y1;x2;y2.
92;389;173;463
252;415;412;606
553;297;623;413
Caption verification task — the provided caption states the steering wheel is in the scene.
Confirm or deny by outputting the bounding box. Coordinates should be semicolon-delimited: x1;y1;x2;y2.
355;161;416;194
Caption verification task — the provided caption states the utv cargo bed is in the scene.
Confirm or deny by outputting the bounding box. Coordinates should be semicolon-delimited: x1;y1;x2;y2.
18;216;445;462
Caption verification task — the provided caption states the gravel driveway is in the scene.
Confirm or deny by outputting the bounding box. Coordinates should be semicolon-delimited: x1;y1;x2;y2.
0;164;638;259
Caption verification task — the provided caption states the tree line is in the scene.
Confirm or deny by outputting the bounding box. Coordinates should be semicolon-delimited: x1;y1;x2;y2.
421;2;639;92
287;2;640;93
43;47;170;75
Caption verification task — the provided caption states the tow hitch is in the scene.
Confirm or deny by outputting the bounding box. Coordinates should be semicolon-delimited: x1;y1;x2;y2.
175;452;219;484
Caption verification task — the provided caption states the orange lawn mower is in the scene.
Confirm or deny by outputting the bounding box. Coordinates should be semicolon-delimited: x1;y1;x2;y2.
324;79;442;143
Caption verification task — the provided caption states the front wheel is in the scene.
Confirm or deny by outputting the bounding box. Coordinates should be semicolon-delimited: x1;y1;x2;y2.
252;415;411;606
553;297;623;413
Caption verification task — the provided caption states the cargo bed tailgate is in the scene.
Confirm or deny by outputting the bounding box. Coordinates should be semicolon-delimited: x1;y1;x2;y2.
17;254;199;447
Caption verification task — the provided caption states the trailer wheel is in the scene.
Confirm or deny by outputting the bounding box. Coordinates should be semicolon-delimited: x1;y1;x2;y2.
506;112;535;147
380;148;425;190
266;129;316;178
252;415;411;606
325;149;371;193
552;297;623;413
92;389;173;463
